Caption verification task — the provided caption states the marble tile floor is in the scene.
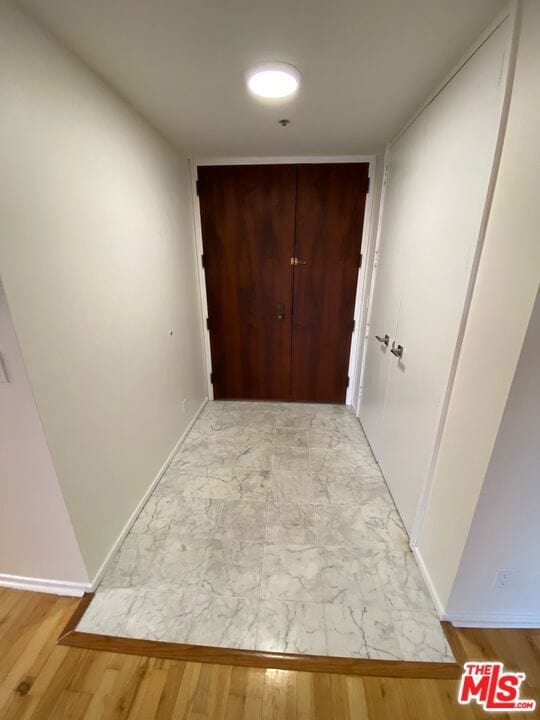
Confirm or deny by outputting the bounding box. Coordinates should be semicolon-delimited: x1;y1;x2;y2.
77;401;455;663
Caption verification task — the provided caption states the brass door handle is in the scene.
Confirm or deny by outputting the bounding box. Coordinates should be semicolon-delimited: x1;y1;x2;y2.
390;342;404;358
375;334;390;346
290;257;307;266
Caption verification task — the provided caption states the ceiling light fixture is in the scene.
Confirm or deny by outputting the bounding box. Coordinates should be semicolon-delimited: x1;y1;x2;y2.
247;63;301;99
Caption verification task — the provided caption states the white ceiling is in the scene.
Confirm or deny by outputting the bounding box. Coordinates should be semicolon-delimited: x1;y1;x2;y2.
19;0;507;156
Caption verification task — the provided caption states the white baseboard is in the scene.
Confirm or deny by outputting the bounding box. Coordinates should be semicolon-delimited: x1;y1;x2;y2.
90;397;208;591
412;547;540;628
445;612;540;629
411;546;447;618
0;574;91;597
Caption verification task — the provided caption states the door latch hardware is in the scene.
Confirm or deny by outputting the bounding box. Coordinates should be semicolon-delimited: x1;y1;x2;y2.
290;257;307;266
375;334;390;346
276;302;285;320
390;342;404;358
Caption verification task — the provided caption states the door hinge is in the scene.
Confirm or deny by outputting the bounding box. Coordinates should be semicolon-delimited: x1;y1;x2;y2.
346;376;350;388
210;372;214;384
366;176;370;194
206;317;210;330
351;320;356;333
196;179;200;196
201;253;205;268
359;253;363;268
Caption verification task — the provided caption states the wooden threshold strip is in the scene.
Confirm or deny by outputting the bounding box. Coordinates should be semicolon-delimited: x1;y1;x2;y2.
58;594;462;680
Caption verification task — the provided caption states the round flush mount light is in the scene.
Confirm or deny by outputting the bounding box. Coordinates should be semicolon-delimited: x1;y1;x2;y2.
247;63;301;100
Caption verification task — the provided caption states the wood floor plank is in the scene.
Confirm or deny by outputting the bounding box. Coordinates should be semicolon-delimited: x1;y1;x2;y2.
0;589;539;720
343;675;368;719
128;660;168;720
154;662;187;720
262;668;297;720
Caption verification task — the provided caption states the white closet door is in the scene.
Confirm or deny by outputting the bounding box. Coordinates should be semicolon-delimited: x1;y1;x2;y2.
379;21;509;534
358;116;426;455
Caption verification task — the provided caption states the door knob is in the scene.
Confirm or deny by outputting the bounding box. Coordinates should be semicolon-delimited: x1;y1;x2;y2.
390;342;404;358
276;303;285;320
290;257;307;266
375;334;390;346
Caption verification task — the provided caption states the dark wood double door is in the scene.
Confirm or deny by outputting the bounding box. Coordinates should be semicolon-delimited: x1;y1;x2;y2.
198;163;369;403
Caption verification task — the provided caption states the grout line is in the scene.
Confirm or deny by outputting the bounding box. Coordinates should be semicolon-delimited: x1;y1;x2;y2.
254;493;272;650
310;426;330;654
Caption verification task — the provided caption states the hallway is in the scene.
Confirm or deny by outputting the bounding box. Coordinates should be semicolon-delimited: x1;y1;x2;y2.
78;402;454;663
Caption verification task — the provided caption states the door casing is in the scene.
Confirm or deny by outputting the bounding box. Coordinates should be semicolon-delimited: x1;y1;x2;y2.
191;155;377;406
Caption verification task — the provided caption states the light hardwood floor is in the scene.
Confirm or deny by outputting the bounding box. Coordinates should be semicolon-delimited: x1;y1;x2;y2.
0;588;538;719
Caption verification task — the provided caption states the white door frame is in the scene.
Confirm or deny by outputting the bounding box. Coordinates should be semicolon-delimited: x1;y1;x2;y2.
189;155;377;404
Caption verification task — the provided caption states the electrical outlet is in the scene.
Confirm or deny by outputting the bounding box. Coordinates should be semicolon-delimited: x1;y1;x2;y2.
494;568;518;589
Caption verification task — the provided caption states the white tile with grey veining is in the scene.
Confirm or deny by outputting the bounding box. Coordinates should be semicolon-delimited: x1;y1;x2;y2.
173;443;240;469
221;408;277;429
165;497;222;539
234;443;274;470
391;610;455;662
100;533;164;588
360;496;409;550
201;540;264;598
274;407;315;429
319;545;386;606
208;467;272;500
261;544;322;602
160;467;271;501
310;447;380;474
256;599;326;655
124;589;195;643
266;502;317;544
275;428;308;447
270;470;314;503
79;401;453;664
185;425;275;448
353;478;391;505
129;495;173;535
153;466;205;498
77;588;136;636
309;412;361;433
273;446;310;471
143;535;211;591
377;550;435;611
186;595;258;649
308;428;370;452
214;499;268;542
315;504;370;546
312;471;360;505
325;603;401;659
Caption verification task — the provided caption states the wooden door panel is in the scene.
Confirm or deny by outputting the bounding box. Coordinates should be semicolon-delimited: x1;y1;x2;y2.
291;163;369;403
198;165;295;400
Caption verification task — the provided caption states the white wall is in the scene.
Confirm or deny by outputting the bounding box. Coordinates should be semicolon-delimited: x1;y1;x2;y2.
416;0;540;614
0;3;207;581
447;292;540;624
0;281;88;589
